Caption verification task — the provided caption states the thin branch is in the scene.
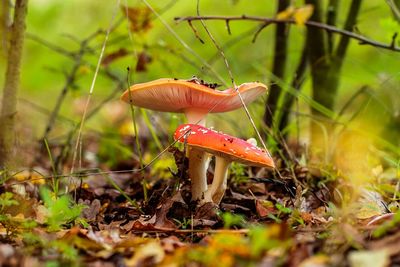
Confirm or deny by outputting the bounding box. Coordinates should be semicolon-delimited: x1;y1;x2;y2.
141;0;228;86
174;15;400;52
42;49;85;140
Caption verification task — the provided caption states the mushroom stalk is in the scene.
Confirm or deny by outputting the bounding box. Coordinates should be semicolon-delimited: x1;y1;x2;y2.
184;108;208;127
204;156;231;204
185;108;209;201
188;147;211;201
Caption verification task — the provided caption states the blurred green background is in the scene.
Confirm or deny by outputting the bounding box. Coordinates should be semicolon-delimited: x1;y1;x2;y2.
1;0;399;172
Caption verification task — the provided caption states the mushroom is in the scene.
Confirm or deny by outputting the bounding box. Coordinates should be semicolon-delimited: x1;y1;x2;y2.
120;78;267;127
174;124;275;204
121;78;268;201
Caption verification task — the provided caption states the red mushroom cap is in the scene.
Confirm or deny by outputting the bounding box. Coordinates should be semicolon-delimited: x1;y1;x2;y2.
174;124;275;168
120;78;267;113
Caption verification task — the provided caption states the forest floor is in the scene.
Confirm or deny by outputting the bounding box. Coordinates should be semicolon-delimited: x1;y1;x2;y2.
0;134;399;267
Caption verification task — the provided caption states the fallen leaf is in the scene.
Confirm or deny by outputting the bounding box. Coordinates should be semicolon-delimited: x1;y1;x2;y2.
256;200;275;218
161;236;185;253
299;254;329;267
348;249;389;267
124;241;165;267
80;199;101;222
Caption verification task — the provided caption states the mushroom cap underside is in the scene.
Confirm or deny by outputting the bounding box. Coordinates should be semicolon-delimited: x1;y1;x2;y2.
174;124;275;168
120;78;267;113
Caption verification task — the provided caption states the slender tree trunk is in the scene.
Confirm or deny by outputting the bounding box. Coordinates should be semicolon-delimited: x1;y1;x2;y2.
0;0;29;168
263;0;290;131
306;0;362;160
278;44;308;138
305;0;332;158
1;0;11;56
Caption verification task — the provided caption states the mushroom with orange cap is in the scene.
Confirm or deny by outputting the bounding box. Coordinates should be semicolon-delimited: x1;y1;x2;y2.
120;78;268;201
174;124;275;204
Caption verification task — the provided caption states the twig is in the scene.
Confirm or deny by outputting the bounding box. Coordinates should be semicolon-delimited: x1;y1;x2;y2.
251;22;271;43
42;48;85;140
130;228;250;234
188;20;204;44
141;0;228;86
174;15;400;52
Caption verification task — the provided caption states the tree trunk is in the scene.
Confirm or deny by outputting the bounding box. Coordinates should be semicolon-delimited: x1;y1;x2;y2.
263;0;290;132
0;0;29;168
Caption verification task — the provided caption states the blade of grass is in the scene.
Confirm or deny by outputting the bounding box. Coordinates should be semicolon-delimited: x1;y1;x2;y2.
105;173;143;214
69;0;120;185
43;138;58;194
140;109;163;153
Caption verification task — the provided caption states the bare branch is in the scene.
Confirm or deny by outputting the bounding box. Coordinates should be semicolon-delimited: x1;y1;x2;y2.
174;15;400;52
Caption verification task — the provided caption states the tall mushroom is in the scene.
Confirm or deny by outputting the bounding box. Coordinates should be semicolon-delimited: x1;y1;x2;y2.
121;78;267;201
174;124;275;204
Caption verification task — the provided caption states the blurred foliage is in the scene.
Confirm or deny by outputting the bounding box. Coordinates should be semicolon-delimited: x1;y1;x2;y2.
39;187;87;231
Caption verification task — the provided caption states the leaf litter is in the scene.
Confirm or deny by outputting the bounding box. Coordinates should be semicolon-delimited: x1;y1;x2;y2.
1;132;400;267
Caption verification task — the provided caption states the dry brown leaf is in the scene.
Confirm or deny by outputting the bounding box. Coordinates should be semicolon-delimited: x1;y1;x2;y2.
101;48;130;66
136;51;152;72
256;199;274;218
124;241;165;267
121;5;152;33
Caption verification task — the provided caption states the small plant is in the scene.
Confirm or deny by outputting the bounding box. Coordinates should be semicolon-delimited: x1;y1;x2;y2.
268;202;292;223
0;192;19;211
23;232;80;266
0;192;37;238
229;162;248;187
40;187;88;231
221;212;247;229
373;210;400;238
173;217;193;229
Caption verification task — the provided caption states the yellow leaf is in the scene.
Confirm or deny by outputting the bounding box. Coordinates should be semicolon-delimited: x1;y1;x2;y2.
125;241;165;267
348;249;390;267
276;5;295;20
293;4;314;26
13;170;45;185
299;255;330;267
372;165;383;177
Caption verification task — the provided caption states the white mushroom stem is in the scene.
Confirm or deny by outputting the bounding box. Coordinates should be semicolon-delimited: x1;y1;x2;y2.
184;108;208;127
203;156;231;204
184;108;210;201
188;147;211;201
